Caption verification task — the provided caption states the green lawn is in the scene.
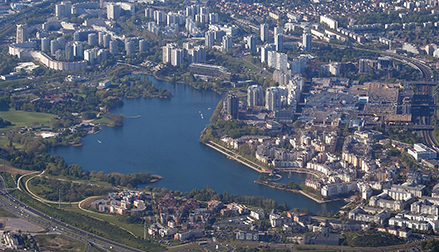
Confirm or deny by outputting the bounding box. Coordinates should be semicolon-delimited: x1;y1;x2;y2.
92;116;114;125
237;60;260;72
0;109;56;128
0;137;23;149
66;206;145;238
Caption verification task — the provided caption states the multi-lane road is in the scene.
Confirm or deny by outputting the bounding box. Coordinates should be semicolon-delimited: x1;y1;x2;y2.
0;175;147;252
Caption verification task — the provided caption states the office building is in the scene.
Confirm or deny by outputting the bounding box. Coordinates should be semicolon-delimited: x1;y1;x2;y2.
408;143;437;161
189;63;231;80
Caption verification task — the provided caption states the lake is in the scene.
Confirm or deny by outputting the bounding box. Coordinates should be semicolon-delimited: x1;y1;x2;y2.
51;76;345;214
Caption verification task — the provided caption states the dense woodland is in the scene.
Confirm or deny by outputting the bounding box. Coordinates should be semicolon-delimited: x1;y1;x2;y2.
200;119;266;143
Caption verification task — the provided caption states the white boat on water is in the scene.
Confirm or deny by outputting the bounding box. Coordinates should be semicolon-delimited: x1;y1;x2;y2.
97;140;102;144
200;114;204;119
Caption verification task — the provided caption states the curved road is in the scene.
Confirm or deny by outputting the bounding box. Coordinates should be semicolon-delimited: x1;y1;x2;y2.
0;175;146;252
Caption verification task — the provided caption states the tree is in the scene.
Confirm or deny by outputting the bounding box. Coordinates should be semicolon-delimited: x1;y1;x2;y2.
343;123;350;136
103;96;124;110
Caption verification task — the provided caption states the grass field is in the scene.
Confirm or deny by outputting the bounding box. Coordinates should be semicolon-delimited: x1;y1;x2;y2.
65;205;145;238
0;207;16;217
0;137;23;149
93;116;115;126
0;109;56;129
90;245;105;252
237;60;260;72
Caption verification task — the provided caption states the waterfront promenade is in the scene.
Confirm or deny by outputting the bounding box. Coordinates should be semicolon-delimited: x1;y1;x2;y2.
205;141;336;204
276;168;324;179
205;141;271;173
254;180;334;204
205;141;325;179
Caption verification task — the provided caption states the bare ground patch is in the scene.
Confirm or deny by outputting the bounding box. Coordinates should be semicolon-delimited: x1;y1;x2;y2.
35;234;84;252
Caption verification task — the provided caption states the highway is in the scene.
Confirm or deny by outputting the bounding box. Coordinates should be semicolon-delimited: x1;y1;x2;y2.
0;175;146;252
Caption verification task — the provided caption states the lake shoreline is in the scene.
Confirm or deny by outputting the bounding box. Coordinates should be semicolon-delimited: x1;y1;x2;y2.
51;74;344;214
254;180;336;204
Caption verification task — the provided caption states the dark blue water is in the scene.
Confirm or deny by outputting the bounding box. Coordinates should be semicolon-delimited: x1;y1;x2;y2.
51;76;344;214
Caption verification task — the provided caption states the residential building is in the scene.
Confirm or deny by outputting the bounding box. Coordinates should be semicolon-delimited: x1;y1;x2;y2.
16;24;28;44
125;40;135;55
88;33;97;47
55;1;72;18
109;40;118;55
261;23;269;42
205;31;214;47
247;35;256;53
302;31;312;52
247;85;264;107
266;87;288;111
107;3;121;20
274;34;283;51
171;49;183;66
224;93;239;119
222;35;232;52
